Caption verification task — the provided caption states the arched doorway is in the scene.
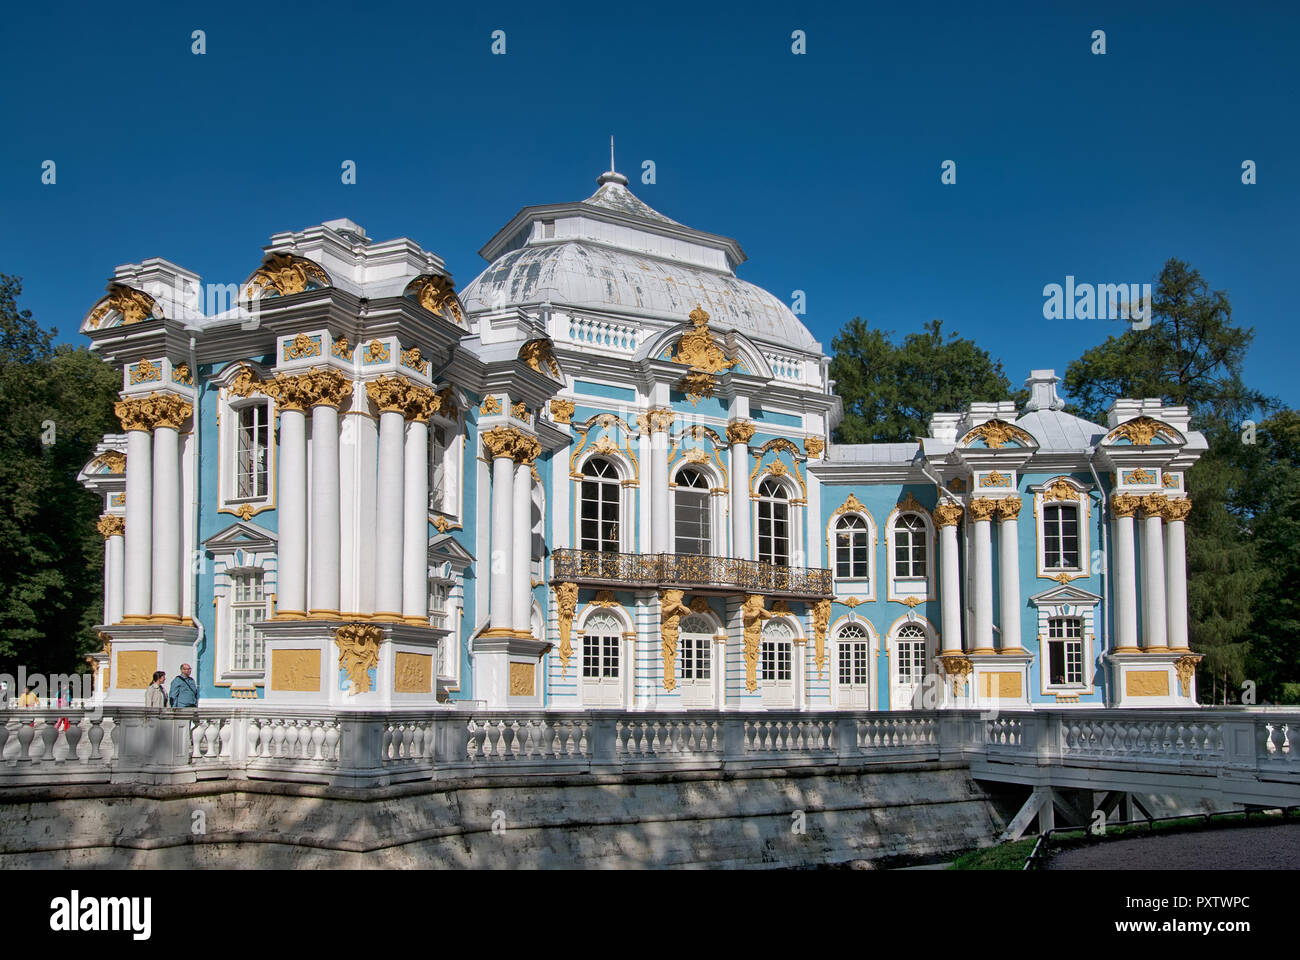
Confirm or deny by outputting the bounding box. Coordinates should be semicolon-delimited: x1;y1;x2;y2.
581;611;623;707
677;613;715;708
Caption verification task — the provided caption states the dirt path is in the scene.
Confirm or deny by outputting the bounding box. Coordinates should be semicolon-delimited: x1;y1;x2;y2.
1045;822;1300;869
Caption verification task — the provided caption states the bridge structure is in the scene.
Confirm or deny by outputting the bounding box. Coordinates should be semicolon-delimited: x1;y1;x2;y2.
0;705;1296;866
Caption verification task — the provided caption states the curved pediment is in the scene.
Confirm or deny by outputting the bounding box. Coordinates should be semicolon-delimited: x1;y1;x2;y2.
241;253;332;302
405;274;464;325
959;419;1037;450
518;338;563;381
1102;416;1184;447
82;284;164;332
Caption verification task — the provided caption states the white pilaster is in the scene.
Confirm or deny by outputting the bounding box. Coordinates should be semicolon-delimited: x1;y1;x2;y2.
997;501;1022;652
151;424;181;620
123;428;152;620
651;412;670;554
277;407;308;618
1111;499;1139;651
374;408;406;621
403;418;429;623
309;403;341;617
729;425;752;560
970;500;995;654
936;507;963;653
512;458;532;635
489;444;515;633
1140;497;1167;651
1164;502;1190;650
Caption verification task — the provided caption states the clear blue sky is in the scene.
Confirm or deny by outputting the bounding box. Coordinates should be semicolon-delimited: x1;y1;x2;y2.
2;1;1296;409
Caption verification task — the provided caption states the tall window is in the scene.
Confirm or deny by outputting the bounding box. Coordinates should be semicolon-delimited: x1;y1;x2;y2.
428;581;449;629
430;424;448;513
1047;618;1085;686
1043;504;1080;569
580;458;620;553
675;468;712;555
679;615;713;680
894;514;927;578
756;478;790;566
837;623;870;686
835;515;870;578
761;636;792;682
895;624;928;683
230;571;266;671
235;403;269;499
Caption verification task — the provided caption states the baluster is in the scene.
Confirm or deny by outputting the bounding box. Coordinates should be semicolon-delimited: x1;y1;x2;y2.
73;717;92;763
191;720;206;759
311;722;326;761
324;723;341;761
466;719;480;760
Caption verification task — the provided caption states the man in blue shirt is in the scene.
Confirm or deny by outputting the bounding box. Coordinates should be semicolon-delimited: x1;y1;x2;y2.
169;663;199;708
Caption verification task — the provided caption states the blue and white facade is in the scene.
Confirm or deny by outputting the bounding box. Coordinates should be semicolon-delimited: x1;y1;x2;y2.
78;168;1207;711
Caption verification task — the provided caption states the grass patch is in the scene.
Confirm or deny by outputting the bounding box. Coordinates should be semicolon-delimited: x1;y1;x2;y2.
950;837;1037;870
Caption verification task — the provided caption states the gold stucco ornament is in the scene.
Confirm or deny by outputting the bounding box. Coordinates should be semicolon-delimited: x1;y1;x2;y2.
85;284;162;328
554;583;579;676
245;254;331;299
335;623;383;695
659;589;692;692
406;274;464;324
741;594;774;692
961;419;1034;449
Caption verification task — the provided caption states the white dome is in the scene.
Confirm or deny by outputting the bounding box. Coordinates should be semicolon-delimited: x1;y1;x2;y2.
461;175;820;352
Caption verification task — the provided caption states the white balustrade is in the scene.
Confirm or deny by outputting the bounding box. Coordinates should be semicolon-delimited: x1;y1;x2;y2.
567;314;638;353
763;353;804;383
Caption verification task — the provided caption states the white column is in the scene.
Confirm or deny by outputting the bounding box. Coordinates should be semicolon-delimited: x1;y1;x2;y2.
651;410;670;554
997;499;1022;652
99;517;125;626
1164;500;1191;650
123;427;152;620
1140;496;1167;651
936;505;963;653
403;416;429;623
277;405;308;618
487;433;515;633
151;423;181;620
1111;497;1139;651
728;422;753;560
970;499;996;653
309;402;341;618
374;408;406;621
512;457;533;636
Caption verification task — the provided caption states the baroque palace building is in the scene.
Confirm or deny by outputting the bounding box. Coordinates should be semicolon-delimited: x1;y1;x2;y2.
78;167;1206;711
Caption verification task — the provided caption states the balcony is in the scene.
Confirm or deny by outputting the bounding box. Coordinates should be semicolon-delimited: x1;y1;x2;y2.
551;549;833;600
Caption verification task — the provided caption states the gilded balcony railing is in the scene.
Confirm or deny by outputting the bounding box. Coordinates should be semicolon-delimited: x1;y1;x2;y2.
550;549;833;598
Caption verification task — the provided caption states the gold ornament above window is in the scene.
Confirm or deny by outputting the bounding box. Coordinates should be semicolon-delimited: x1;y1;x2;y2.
244;254;330;299
670;306;738;376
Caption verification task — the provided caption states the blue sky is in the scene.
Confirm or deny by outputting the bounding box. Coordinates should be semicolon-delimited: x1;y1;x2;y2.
2;1;1296;409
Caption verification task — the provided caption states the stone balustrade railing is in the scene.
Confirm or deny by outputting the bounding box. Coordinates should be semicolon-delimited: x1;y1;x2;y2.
0;707;1295;793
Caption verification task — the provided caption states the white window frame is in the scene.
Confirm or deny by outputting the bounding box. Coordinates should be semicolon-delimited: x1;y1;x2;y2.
886;508;935;603
670;461;724;557
217;564;273;680
216;366;277;518
1030;584;1100;699
755;475;801;568
1044;617;1086;689
887;618;936;711
833;619;876;710
1034;479;1092;581
575;453;633;553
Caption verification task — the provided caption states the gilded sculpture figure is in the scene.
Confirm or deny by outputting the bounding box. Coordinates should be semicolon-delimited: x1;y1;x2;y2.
406;274;463;323
741;594;774;692
335;623;383;695
961;419;1034;449
1106;416;1178;446
554;583;579;676
659;589;693;692
245;253;330;299
85;283;160;328
812;598;831;678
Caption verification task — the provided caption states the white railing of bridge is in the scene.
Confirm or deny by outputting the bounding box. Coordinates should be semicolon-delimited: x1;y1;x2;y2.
0;707;1295;792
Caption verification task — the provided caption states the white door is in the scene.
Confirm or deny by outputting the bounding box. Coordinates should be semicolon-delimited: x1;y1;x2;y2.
891;624;929;710
760;620;795;708
581;613;623;707
836;625;871;708
678;615;715;708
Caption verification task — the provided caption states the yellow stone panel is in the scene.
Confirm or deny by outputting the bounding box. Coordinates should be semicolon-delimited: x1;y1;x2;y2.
1126;670;1170;697
509;661;535;697
394;652;432;694
116;651;157;689
271;649;321;692
980;672;1022;699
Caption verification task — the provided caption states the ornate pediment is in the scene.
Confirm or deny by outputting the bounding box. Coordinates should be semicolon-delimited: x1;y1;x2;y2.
1103;416;1181;446
405;274;464;324
243;254;331;300
960;419;1035;449
202;520;278;555
83;284;163;331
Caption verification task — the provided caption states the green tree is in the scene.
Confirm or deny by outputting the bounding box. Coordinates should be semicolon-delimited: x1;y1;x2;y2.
831;318;1018;443
0;275;121;676
1064;259;1277;702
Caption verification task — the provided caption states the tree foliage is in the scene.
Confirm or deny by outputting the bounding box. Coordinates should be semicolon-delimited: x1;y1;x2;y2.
830;318;1018;443
0;276;121;675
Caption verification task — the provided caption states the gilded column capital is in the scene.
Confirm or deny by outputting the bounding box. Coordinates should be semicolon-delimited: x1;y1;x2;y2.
298;368;354;410
482;426;518;460
1161;497;1192;523
804;436;825;459
648;407;675;434
550;398;575;424
150;393;193;430
932;502;964;527
269;372;320;411
512;433;542;465
995;497;1022;521
96;515;125;539
114;396;153;432
1138;493;1168;520
967;497;998;522
404;383;440;422
365;375;412;414
726;420;756;445
1110;493;1142;518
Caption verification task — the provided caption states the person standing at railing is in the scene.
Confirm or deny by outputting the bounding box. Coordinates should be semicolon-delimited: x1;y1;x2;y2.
16;682;41;708
169;663;199;709
145;671;168;708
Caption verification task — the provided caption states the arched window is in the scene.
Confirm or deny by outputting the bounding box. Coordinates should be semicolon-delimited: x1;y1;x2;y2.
580;458;620;553
760;619;794;683
678;614;714;681
675;468;712;556
1043;503;1080;569
895;623;929;684
835;515;870;578
756;478;790;566
893;514;927;578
